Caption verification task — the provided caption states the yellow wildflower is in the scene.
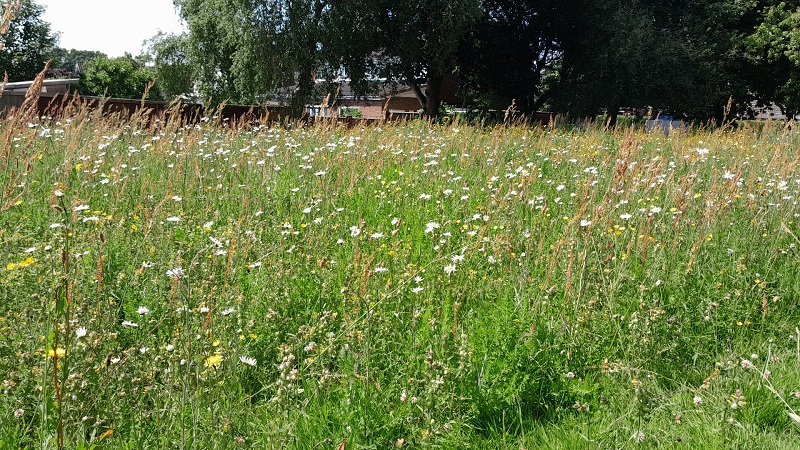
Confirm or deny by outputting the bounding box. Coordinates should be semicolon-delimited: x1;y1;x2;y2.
18;257;34;268
205;354;224;367
46;347;66;358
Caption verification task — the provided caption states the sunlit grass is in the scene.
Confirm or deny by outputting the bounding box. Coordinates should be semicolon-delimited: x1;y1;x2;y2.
1;113;800;448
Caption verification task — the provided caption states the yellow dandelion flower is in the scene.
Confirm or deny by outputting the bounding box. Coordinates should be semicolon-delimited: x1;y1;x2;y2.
205;354;224;367
18;257;34;268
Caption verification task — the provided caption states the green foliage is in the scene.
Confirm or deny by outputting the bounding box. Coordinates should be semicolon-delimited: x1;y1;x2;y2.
458;0;579;114
174;0;251;105
0;0;57;81
175;0;327;109
169;0;800;122
747;2;800;115
77;54;160;100
461;0;795;123
142;32;196;101
325;0;482;117
546;0;755;124
47;47;107;78
174;0;481;116
338;106;363;118
548;0;660;119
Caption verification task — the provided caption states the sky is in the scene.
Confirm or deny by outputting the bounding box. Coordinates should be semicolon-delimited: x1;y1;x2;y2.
39;0;186;57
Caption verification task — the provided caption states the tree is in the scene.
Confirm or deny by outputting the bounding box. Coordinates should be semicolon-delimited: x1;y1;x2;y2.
173;0;244;104
335;0;483;117
176;0;786;123
747;1;800;117
457;0;580;114
543;1;657;125
175;0;333;111
0;0;57;81
543;0;758;126
647;0;763;123
177;0;399;112
143;32;196;101
175;0;481;117
238;0;330;111
47;47;106;78
78;54;160;100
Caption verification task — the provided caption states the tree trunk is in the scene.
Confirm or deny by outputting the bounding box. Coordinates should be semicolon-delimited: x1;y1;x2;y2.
291;36;318;117
409;74;445;119
423;74;444;118
290;67;314;117
531;92;552;113
605;104;620;130
409;81;426;113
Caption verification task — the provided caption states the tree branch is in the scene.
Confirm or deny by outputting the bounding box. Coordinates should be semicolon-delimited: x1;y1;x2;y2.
409;78;426;109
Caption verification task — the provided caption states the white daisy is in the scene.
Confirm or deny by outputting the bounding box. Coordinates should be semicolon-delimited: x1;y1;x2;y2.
239;356;257;366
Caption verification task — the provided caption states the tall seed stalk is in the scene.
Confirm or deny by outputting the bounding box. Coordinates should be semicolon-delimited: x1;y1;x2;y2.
49;193;72;450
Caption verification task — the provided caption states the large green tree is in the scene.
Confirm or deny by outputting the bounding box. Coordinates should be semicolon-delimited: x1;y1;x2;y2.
352;0;483;117
143;32;196;101
546;0;759;125
175;0;481;117
649;0;764;123
457;0;580;114
174;0;250;104
174;0;796;122
175;0;329;110
0;0;57;81
545;0;662;125
747;1;800;117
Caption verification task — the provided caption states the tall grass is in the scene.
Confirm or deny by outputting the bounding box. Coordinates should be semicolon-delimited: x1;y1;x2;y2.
1;109;800;448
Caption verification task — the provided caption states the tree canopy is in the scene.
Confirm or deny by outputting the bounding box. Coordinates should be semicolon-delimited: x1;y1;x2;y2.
77;54;160;100
167;0;800;121
142;32;196;101
360;0;483;117
747;1;800;116
174;0;481;116
47;48;106;78
6;0;800;122
0;0;57;82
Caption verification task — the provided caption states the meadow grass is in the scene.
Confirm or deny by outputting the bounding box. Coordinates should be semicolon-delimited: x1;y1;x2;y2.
1;111;800;449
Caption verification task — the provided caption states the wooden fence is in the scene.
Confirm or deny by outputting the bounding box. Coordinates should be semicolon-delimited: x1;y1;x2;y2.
0;92;292;125
0;90;556;127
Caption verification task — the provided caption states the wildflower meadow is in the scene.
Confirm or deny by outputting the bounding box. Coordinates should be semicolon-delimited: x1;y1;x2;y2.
2;111;800;449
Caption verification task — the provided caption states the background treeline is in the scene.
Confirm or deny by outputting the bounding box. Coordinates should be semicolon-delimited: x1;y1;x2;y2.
4;0;800;121
170;0;800;122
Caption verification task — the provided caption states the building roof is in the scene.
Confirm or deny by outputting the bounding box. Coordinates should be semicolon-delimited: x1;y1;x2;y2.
2;78;79;94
